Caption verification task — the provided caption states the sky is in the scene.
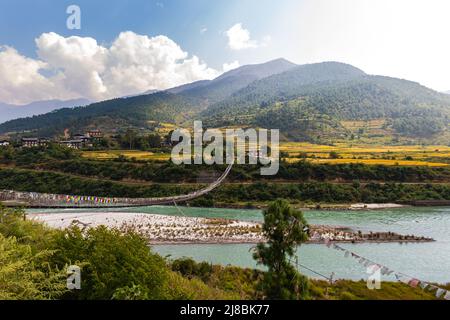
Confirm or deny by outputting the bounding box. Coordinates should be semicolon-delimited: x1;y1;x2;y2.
0;0;449;105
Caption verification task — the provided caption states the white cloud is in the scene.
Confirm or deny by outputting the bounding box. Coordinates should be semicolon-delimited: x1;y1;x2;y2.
200;27;208;34
225;23;270;51
0;46;73;105
0;31;220;104
222;60;240;72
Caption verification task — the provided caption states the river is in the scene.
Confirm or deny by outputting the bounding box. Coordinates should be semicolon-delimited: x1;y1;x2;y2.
27;206;450;283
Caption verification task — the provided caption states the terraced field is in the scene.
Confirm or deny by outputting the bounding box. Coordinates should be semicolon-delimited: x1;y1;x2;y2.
281;143;450;166
82;150;171;161
82;142;450;167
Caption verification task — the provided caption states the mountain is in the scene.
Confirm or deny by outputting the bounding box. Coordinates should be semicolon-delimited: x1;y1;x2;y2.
166;80;211;94
202;62;450;141
0;59;449;143
0;92;194;136
203;61;367;116
171;58;298;103
0;59;297;135
0;98;91;124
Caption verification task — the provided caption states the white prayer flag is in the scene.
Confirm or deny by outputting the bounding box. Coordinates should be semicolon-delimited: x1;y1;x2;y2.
435;288;446;299
444;291;450;300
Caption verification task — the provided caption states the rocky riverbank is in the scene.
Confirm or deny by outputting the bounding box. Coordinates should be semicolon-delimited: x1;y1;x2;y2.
28;211;434;244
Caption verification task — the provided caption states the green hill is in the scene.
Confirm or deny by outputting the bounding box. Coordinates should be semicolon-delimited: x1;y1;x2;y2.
1;59;449;143
172;58;297;103
0;92;198;137
202;63;450;142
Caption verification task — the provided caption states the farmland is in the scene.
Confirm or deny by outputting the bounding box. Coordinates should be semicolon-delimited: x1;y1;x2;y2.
82;150;171;161
82;143;450;167
280;142;450;167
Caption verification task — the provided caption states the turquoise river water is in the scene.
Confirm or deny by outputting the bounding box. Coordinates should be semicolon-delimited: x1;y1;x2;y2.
28;206;450;283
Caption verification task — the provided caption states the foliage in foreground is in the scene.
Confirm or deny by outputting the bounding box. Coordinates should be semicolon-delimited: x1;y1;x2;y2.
0;205;445;300
171;258;445;301
0;234;67;300
0;206;235;300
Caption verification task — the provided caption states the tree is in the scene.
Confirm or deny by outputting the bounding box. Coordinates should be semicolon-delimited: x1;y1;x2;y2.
123;128;137;150
147;133;162;148
329;151;340;159
253;199;310;300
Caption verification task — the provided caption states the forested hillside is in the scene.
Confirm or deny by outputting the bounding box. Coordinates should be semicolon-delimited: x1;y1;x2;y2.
1;59;449;143
0;92;198;136
203;64;450;141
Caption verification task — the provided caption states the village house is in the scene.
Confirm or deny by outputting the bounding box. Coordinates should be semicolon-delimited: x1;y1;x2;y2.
86;129;102;139
73;133;90;142
21;138;49;148
56;129;102;150
58;139;84;149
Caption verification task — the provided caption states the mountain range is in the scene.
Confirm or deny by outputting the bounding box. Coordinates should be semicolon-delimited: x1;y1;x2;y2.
0;98;91;124
1;58;449;144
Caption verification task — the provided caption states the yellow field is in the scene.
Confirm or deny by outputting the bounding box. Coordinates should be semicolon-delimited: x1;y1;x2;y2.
154;122;178;135
280;142;450;154
280;142;450;167
284;158;448;167
81;142;450;167
82;150;170;161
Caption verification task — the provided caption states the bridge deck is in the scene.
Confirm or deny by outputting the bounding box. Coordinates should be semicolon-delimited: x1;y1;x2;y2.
0;163;233;208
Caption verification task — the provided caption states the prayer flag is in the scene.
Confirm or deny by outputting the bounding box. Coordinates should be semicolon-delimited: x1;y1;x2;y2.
408;279;420;288
419;282;429;290
435;288;446;299
444;291;450;300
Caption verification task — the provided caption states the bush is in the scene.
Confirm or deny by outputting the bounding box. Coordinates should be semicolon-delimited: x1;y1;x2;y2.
50;225;169;300
0;234;67;300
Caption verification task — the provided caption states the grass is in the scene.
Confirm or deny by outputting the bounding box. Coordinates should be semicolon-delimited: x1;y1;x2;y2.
310;280;447;300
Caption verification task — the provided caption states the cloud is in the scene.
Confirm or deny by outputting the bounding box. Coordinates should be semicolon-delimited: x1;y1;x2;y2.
200;27;208;34
0;31;220;104
222;61;240;72
225;23;270;50
0;46;72;105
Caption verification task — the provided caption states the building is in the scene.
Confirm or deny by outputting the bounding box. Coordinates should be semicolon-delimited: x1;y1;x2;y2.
21;137;49;148
73;134;93;146
0;140;10;147
73;134;90;142
58;140;84;149
86;129;102;139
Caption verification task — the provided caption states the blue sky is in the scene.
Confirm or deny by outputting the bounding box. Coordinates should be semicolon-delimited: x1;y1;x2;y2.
0;0;288;69
1;0;450;104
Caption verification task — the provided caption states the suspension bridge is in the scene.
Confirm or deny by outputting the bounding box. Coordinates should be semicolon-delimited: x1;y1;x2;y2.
0;162;234;208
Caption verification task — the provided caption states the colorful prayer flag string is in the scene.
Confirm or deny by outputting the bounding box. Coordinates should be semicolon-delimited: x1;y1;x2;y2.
325;241;450;300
